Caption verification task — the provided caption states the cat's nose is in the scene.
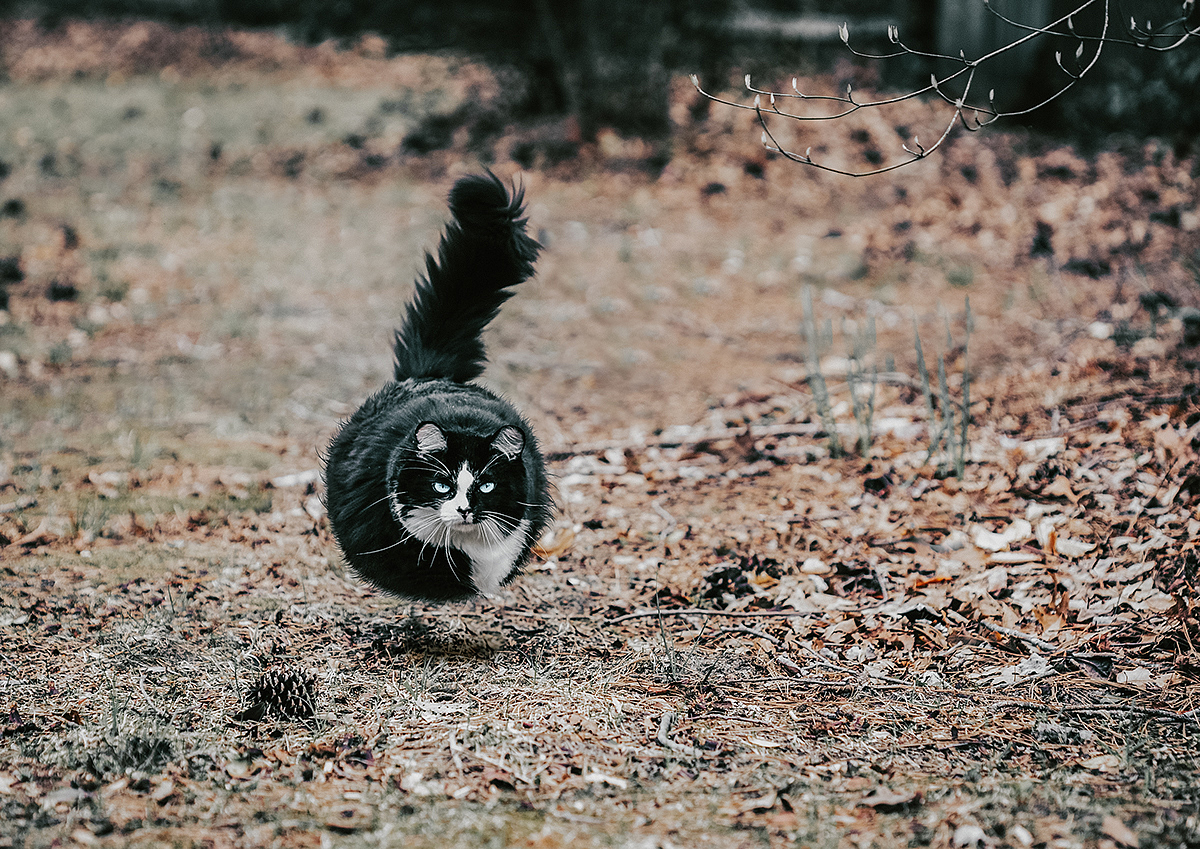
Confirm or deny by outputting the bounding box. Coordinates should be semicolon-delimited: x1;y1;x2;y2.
457;506;472;520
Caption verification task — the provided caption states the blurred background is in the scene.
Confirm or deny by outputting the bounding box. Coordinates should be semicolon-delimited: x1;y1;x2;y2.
2;0;1198;147
0;0;1197;476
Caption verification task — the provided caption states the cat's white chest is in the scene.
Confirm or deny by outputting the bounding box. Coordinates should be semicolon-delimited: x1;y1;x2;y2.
454;520;531;595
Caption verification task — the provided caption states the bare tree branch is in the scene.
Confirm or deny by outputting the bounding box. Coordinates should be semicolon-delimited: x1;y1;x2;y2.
692;0;1199;176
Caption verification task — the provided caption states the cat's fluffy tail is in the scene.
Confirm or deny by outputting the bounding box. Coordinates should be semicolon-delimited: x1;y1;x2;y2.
392;173;540;383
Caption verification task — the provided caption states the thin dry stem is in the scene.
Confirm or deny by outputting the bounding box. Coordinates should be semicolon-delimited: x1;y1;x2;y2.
692;0;1198;175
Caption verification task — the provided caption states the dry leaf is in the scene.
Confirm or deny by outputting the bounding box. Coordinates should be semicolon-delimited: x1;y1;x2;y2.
988;551;1043;564
859;788;919;809
14;518;57;547
1116;667;1153;685
325;806;371;832
150;779;175;803
270;468;320;488
984;566;1009;593
1053;535;1095;558
304;494;326;522
1101;815;1139;847
1079;754;1122;773
101;778;128;798
973;519;1031;551
800;557;833;575
952;824;987;847
1019;437;1065;460
724;789;778;816
983;652;1053;687
583;772;628;790
973;528;1010;552
533;526;575;558
1040;476;1079;503
746;737;784;748
87;470;126;498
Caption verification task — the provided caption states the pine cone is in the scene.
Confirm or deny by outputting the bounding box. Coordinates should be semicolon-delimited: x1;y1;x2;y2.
235;669;318;722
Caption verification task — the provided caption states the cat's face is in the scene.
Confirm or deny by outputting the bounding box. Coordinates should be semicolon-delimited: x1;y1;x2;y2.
389;421;528;546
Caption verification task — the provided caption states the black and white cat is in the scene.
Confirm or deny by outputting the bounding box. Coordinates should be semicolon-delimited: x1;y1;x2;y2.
323;174;551;601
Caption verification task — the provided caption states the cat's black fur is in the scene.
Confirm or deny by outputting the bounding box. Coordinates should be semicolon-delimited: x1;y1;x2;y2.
323;174;551;601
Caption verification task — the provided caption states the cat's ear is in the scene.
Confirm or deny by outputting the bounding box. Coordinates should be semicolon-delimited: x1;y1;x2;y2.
490;425;525;460
415;422;448;453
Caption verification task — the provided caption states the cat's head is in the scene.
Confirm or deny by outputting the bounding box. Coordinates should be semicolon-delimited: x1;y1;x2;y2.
388;421;528;539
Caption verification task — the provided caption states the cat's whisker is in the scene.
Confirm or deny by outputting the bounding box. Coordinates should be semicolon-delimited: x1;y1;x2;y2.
393;449;455;479
481;509;521;525
478;453;505;476
480;514;521;539
353;491;397;516
407;462;454;479
421;461;455;478
473;520;501;546
353;537;407;557
411;524;463;583
479;515;522;546
488;521;513;544
409;516;447;545
406;517;450;560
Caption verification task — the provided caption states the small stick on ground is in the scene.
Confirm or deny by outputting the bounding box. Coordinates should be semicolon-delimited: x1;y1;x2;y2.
657;711;707;758
978;619;1058;653
607;607;827;624
984;700;1200;729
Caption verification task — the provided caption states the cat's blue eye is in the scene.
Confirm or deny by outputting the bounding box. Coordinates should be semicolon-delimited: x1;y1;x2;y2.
478;481;496;494
432;481;452;494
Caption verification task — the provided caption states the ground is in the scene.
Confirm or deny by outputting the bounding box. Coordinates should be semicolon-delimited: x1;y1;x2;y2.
1;19;1199;849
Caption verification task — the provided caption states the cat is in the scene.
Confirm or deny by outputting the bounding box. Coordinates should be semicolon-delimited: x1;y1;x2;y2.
323;173;552;602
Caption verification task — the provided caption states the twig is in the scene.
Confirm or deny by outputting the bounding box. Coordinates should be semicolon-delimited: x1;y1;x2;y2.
0;495;37;513
957;296;972;478
545;422;826;460
774;371;922;393
654;565;678;681
651;498;677;539
606;607;828;624
550;809;604;824
1056;705;1199;726
798;645;916;688
873;561;891;603
656;711;707;758
989;701;1200;728
978;619;1058;653
715;626;780;646
692;0;1199;175
684;616;713;674
774;653;802;673
713;677;863;692
802;284;842;457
